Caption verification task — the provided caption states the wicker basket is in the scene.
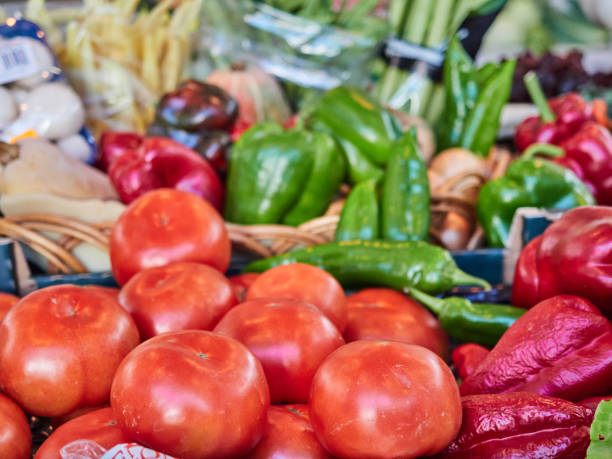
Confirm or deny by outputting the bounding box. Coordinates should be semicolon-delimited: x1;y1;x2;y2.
0;148;512;275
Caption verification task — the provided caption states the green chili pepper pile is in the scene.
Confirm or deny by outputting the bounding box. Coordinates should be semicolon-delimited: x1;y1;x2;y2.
438;36;516;156
310;86;403;184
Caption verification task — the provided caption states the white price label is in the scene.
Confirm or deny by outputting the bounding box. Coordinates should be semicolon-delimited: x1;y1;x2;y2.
0;40;39;85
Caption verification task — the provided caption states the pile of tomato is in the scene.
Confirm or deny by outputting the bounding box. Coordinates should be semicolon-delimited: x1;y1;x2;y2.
0;189;461;459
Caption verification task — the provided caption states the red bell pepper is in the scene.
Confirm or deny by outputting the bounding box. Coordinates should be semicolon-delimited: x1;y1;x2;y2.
515;94;595;151
512;206;612;316
97;131;143;172
515;72;600;151
452;343;489;380
108;137;224;211
556;123;612;205
460;295;612;402
438;392;593;458
515;73;612;205
511;235;542;310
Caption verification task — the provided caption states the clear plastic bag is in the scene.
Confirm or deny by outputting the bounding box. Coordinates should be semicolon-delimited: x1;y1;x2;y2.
60;441;176;459
0;16;96;163
193;0;378;90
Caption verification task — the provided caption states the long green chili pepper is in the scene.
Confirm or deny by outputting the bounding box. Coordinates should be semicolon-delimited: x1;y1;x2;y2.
459;59;516;156
335;179;379;242
245;240;491;294
409;288;526;348
380;129;430;241
438;36;479;151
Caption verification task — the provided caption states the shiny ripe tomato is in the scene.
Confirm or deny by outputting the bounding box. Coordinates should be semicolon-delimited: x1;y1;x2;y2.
0;285;140;417
85;286;120;300
344;288;449;360
0;292;18;323
35;408;129;459
119;262;238;339
111;330;270;459
247;405;332;459
110;189;231;285
309;341;462;459
51;404;108;429
229;272;260;302
0;393;30;459
214;299;345;404
245;263;347;332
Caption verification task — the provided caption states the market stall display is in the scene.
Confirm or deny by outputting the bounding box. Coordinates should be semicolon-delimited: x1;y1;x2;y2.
0;0;611;457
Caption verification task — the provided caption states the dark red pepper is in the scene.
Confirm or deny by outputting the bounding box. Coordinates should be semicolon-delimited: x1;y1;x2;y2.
578;395;612;415
512;206;612;316
452;343;489;381
460;295;612;402
108;137;224;211
437;392;593;459
97;131;143;172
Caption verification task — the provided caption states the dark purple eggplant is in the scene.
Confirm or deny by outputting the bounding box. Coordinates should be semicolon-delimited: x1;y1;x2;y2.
155;80;238;132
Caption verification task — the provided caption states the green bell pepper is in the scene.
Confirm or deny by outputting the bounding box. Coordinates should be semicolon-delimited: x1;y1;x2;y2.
224;124;313;224
224;123;345;225
476;143;596;247
282;131;346;226
380;129;430;241
311;86;402;183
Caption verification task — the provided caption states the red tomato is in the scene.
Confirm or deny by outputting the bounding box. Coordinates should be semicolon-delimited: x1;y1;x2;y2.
214;299;345;403
51;404;108;429
229;273;260;301
110;189;231;285
309;341;462;459
0;285;140;417
35;408;129;459
85;286;120;300
245;263;347;332
119;262;238;339
247;405;332;459
111;330;270;458
0;292;18;323
344;288;449;360
0;393;30;459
